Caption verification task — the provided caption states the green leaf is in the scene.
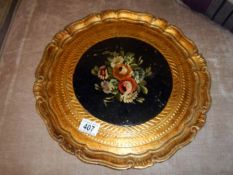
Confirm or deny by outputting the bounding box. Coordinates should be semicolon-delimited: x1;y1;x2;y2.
94;83;101;90
107;67;112;76
130;63;138;68
136;97;145;103
91;66;99;76
91;69;96;75
103;51;118;57
116;93;121;101
125;57;134;64
140;85;148;94
134;68;145;82
125;52;135;57
103;100;108;107
145;66;152;77
140;80;147;86
102;51;112;55
105;61;110;66
105;96;114;100
103;96;114;107
111;89;118;95
107;57;112;62
138;56;143;65
120;50;124;56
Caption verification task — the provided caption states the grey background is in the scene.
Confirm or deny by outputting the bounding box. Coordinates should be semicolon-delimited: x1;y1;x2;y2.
0;0;233;174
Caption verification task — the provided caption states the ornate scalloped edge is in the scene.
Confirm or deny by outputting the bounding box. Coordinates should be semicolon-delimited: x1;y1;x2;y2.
33;10;211;169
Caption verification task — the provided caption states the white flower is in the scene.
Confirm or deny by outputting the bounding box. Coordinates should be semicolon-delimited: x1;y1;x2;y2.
101;81;114;94
120;91;138;103
110;56;124;68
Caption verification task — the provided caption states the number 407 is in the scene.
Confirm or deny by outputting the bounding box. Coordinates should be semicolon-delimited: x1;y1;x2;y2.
83;123;95;132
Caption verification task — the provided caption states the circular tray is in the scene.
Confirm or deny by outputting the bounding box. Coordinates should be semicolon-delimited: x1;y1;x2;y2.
33;10;211;169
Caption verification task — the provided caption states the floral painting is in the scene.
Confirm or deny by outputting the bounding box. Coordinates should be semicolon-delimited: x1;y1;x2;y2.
91;49;152;106
73;37;172;125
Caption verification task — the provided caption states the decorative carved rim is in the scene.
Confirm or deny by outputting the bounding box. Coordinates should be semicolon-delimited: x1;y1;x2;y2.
33;10;211;169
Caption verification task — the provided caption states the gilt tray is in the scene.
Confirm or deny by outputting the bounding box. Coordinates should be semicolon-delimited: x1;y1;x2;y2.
33;10;211;169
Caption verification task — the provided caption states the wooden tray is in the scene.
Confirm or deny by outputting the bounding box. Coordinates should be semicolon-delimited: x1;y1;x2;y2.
33;10;211;169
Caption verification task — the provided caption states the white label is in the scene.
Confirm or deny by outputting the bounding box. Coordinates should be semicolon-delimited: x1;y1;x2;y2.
78;119;100;136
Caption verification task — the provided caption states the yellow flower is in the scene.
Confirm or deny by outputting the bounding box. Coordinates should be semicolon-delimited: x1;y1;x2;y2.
112;63;132;80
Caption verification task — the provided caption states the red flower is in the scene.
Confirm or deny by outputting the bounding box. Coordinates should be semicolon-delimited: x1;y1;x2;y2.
98;65;108;80
118;77;138;94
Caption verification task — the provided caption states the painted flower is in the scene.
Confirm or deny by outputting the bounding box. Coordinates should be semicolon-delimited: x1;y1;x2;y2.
118;77;138;94
98;65;108;80
91;49;152;106
110;56;124;68
101;81;113;94
120;91;138;103
112;63;132;80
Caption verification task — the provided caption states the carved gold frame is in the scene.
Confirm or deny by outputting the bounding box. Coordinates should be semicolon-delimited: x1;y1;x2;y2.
33;10;211;169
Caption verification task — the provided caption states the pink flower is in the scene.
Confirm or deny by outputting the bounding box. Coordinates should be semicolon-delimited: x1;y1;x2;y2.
118;77;138;95
98;66;108;80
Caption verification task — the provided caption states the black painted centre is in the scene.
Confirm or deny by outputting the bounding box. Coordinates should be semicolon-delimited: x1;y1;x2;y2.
73;37;172;126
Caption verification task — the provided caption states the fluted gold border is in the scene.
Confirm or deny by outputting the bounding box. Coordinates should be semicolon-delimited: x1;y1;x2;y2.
33;10;211;169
